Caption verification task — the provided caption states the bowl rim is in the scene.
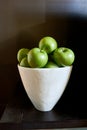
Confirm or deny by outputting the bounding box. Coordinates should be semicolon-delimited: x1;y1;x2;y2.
17;64;73;70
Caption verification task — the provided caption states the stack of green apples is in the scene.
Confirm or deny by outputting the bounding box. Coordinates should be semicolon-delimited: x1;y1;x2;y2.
17;36;75;68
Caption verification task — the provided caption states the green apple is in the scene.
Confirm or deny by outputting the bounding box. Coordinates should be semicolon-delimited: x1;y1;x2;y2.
45;61;58;68
20;57;30;67
53;47;75;66
27;47;48;68
39;36;58;54
17;48;29;63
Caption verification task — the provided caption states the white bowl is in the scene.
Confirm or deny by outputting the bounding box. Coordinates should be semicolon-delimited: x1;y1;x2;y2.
18;65;72;112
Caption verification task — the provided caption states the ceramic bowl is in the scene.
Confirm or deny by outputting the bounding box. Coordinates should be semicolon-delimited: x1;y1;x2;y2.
18;65;72;112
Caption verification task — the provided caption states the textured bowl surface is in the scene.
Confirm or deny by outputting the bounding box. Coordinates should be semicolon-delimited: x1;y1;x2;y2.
18;65;72;112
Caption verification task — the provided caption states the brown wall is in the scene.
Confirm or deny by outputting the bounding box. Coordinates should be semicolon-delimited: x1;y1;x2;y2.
0;0;69;103
0;0;87;109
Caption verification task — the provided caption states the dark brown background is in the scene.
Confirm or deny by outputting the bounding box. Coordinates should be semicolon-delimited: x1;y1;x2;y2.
0;0;87;113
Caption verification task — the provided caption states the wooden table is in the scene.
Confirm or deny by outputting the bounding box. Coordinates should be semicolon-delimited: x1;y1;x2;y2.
0;83;87;130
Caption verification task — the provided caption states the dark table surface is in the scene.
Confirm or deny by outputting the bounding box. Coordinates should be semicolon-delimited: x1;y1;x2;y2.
0;83;87;130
